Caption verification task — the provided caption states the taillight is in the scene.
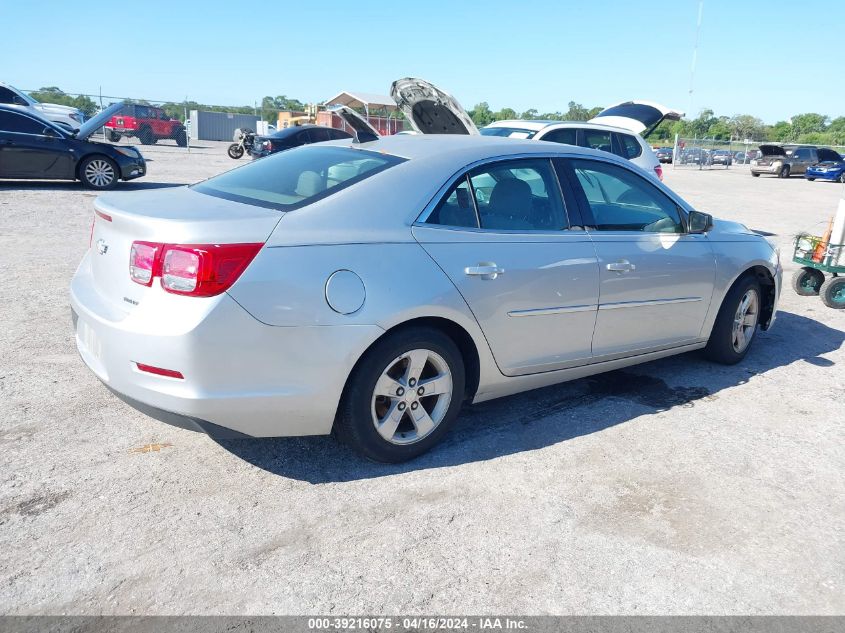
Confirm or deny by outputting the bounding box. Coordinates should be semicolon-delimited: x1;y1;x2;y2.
654;164;664;181
129;241;262;297
130;241;162;286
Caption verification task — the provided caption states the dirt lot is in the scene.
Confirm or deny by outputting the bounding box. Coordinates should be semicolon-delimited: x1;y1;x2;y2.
1;141;843;615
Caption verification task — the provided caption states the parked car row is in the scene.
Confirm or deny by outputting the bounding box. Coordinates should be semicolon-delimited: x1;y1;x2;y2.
751;144;843;179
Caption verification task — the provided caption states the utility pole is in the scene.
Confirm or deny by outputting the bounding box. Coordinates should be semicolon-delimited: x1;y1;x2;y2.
688;0;704;118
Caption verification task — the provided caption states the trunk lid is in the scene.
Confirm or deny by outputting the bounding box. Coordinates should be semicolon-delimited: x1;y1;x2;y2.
328;104;380;142
589;100;683;136
89;186;282;314
390;77;479;135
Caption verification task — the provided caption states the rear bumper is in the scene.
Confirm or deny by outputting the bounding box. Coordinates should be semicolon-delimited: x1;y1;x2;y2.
70;251;383;437
750;164;779;174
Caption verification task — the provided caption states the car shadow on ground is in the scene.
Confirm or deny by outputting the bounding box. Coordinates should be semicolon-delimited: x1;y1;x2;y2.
216;311;844;483
0;181;186;191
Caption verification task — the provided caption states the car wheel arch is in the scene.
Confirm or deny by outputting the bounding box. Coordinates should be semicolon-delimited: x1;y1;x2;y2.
75;153;119;182
717;264;777;332
337;316;482;417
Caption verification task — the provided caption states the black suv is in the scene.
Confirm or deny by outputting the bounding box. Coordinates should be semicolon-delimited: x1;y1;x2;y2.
250;124;352;159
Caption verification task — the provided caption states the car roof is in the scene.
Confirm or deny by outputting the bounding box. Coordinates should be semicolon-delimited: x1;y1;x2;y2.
270;124;344;138
485;119;643;136
325;132;625;164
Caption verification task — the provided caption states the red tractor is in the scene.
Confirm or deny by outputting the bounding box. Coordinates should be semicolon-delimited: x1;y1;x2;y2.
105;104;187;146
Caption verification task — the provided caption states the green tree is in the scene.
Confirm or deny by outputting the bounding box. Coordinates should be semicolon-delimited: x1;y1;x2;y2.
520;108;539;119
28;87;98;117
729;114;765;141
790;113;828;136
563;101;591;121
495;107;518;120
469;102;494;126
769;120;792;141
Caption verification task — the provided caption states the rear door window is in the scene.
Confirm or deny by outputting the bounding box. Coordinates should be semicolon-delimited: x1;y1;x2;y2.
427;159;567;231
193;146;405;211
580;129;613;154
541;128;577;145
308;128;331;143
616;133;642;159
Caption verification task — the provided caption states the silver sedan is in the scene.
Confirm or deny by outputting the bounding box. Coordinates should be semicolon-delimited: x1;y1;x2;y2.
71;135;782;462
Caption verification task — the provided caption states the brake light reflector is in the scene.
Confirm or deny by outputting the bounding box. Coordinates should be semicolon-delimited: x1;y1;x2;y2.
654;164;664;181
135;362;184;379
129;241;262;296
130;241;162;286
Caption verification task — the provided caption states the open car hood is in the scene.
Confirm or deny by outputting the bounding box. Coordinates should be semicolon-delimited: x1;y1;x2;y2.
328;105;380;143
759;144;787;157
589;100;683;136
390;77;479;135
74;101;126;140
817;148;842;162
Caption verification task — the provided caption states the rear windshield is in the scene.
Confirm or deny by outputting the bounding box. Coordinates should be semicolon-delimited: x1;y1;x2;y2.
193;145;405;211
480;127;538;139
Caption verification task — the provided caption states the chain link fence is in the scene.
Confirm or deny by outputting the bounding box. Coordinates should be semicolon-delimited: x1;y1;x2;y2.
663;136;845;171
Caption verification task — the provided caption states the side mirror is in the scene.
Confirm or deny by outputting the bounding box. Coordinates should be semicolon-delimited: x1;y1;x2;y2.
43;127;59;138
688;210;713;234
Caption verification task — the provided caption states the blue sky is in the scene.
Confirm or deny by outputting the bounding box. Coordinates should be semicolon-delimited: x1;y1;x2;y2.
1;1;841;123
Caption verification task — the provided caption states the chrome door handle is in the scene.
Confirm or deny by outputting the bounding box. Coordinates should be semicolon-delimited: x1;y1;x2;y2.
465;263;504;280
606;260;636;273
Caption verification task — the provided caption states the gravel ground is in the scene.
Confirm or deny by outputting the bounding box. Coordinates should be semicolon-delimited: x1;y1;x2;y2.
1;142;843;615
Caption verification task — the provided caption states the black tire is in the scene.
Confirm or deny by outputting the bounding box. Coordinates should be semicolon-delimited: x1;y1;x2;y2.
752;172;760;177
839;172;845;184
138;127;155;145
791;267;825;296
107;129;121;143
807;177;815;181
79;155;119;190
334;327;466;463
819;277;845;309
173;127;187;147
778;165;790;178
227;143;244;159
704;274;762;365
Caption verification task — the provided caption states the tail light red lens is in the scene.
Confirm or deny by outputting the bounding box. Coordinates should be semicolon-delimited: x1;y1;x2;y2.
129;241;262;297
135;362;184;379
130;241;161;286
654;164;664;181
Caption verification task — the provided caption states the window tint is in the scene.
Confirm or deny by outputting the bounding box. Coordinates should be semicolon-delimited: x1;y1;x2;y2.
471;159;566;230
0;111;47;134
0;87;17;104
571;159;683;233
193;146;405;211
793;148;813;160
542;128;577;145
329;129;351;140
479;127;538;139
617;133;642;159
581;129;613;154
308;127;331;143
428;177;478;228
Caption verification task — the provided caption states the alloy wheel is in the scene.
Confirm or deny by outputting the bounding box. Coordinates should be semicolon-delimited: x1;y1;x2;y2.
371;349;453;445
84;160;115;188
731;288;759;353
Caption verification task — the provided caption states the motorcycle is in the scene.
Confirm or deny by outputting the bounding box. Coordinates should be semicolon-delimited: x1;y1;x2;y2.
227;128;255;159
